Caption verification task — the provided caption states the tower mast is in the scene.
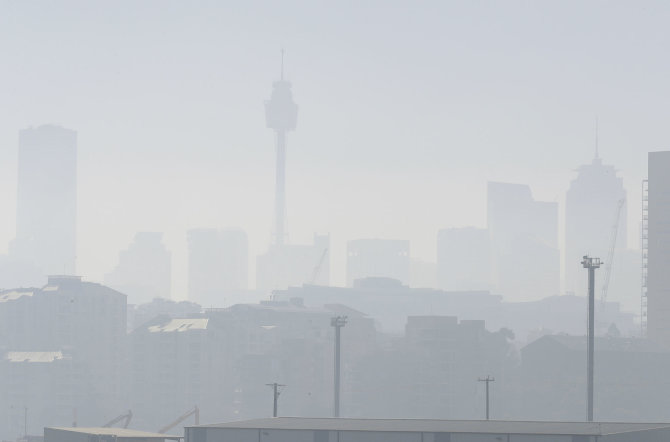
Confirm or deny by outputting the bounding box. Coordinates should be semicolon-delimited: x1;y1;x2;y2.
265;51;298;247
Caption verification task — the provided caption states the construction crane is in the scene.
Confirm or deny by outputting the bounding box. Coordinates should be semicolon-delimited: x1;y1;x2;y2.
102;410;132;429
158;406;199;434
601;198;626;304
308;248;328;285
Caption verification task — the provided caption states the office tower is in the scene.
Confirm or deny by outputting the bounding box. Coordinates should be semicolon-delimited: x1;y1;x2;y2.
647;151;670;342
346;239;410;287
437;227;490;291
565;152;627;296
256;234;330;292
188;228;249;305
10;125;77;276
105;232;171;303
487;182;559;301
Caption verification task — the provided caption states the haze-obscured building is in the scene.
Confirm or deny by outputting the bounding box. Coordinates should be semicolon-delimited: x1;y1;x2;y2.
519;334;670;421
346;239;410;287
187;228;248;305
487;182;559;301
256;234;329;292
0;276;126;438
437;227;490;291
186;418;670;442
105;232;172;303
9;125;77;278
565;153;627;297
647;151;670;343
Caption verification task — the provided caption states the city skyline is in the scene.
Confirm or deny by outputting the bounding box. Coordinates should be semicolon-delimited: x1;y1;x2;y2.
0;1;664;307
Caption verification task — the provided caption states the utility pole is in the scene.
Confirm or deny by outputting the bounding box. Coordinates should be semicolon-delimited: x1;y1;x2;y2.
24;407;27;439
331;316;347;417
582;255;601;422
265;383;285;417
478;376;495;420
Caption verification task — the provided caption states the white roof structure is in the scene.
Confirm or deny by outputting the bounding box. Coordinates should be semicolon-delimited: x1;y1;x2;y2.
148;318;208;333
6;351;64;363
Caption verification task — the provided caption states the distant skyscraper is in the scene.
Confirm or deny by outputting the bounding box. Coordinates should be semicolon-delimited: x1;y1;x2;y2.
647;151;670;342
105;232;172;303
10;125;77;276
565;152;627;296
437;227;490;291
487;182;559;301
265;52;298;247
346;239;410;287
256;234;329;292
188;228;248;305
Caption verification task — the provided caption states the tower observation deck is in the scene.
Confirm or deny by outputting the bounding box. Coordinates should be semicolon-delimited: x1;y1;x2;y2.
265;54;298;247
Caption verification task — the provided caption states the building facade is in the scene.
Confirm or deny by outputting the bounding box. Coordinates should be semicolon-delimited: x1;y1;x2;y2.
346;239;410;287
647;151;670;343
10;125;77;277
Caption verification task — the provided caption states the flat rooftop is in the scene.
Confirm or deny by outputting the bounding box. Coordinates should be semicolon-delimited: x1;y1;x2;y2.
47;427;180;440
191;417;670;436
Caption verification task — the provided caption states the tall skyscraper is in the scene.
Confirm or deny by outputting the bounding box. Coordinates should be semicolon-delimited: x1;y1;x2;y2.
10;125;77;276
487;181;559;301
647;151;670;342
346;239;410;286
188;228;248;305
105;232;172;304
265;53;298;247
565;152;627;296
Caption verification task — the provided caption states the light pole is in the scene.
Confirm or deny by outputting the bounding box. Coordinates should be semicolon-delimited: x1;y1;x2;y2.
582;255;601;422
478;376;495;420
331;316;347;417
265;383;285;417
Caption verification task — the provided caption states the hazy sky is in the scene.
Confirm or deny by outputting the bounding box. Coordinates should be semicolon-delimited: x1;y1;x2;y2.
0;1;668;302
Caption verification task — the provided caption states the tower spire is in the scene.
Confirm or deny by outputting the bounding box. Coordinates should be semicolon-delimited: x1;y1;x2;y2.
280;49;284;81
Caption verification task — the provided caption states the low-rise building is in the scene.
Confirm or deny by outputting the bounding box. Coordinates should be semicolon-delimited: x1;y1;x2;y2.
186;417;670;442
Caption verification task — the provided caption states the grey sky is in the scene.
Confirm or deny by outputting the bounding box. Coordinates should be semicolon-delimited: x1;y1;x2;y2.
0;1;667;302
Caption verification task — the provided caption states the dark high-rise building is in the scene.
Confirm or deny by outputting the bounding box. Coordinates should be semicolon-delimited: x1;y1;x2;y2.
10;125;77;276
188;228;248;305
565;153;627;296
647;151;670;342
487;182;559;301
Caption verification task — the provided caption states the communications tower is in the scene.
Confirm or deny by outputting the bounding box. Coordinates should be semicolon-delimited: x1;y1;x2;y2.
265;51;298;247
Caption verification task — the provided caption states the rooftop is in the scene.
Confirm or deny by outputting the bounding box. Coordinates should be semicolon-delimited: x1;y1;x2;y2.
191;418;670;436
6;351;64;363
148;318;209;333
47;427;180;440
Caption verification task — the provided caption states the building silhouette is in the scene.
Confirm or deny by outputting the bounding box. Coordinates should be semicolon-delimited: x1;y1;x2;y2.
256;234;329;292
10;125;77;276
105;232;172;304
565;152;627;296
437;227;490;291
256;57;330;292
0;276;126;438
647;151;670;343
187;228;248;305
265;54;297;248
346;239;410;287
487;182;559;301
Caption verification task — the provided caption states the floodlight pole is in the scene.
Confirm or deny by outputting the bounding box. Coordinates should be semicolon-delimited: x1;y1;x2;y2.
582;255;601;422
331;316;347;417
